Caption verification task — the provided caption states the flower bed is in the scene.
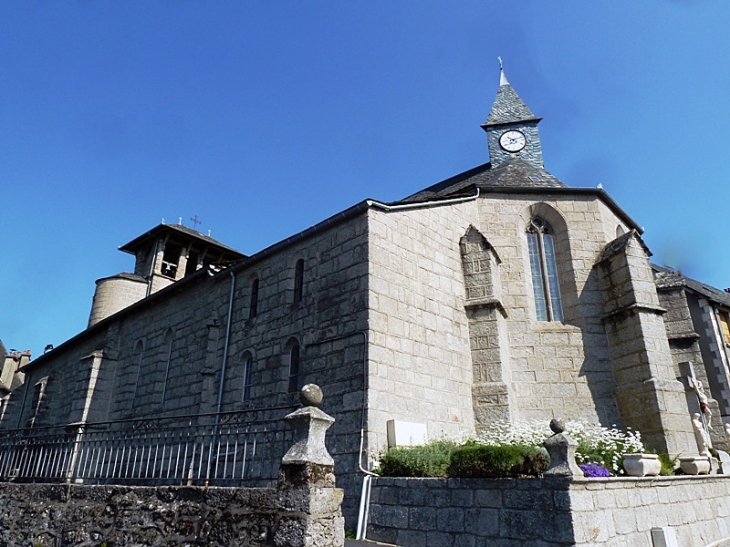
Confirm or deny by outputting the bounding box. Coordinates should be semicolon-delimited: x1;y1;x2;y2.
376;421;654;478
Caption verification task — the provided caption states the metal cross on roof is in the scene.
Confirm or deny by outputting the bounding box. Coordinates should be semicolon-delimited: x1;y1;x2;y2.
190;215;201;230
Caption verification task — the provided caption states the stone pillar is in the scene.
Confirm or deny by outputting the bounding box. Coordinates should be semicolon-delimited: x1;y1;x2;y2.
176;248;189;281
277;384;345;547
460;226;512;433
595;232;694;454
543;418;583;477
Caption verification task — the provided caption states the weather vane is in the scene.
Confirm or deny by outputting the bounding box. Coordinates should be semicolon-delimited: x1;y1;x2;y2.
498;56;503;70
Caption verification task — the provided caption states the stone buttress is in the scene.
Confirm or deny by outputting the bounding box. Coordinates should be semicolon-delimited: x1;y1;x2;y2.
460;226;512;432
595;231;694;454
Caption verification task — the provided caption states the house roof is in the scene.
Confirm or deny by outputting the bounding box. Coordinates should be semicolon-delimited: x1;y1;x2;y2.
653;264;730;309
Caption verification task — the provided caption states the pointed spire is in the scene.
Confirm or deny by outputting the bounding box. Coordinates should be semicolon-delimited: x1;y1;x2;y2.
483;60;539;127
498;56;509;86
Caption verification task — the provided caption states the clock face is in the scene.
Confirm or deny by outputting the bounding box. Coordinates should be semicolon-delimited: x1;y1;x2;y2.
499;130;527;152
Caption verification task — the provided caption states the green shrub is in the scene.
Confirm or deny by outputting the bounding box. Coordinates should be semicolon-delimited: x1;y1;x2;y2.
376;440;458;477
657;453;677;476
447;443;549;478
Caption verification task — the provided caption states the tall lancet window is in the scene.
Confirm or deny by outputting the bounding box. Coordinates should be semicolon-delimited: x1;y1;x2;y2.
527;217;563;322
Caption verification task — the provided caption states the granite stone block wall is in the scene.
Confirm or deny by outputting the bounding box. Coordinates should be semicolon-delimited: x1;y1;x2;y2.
4;213;370;526
476;195;621;426
0;481;345;546
367;475;730;547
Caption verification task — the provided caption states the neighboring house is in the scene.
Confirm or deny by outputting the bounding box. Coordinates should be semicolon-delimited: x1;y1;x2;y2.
2;68;726;524
0;341;29;423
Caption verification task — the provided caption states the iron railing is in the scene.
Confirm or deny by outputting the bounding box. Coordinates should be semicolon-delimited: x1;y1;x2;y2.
0;405;297;486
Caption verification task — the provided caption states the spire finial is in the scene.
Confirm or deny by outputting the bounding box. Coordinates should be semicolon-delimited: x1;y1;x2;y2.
498;56;509;86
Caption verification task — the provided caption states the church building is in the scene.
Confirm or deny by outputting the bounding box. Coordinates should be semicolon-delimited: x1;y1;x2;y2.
3;67;728;523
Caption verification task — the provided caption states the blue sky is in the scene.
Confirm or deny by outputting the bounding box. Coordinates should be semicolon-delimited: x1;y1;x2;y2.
2;1;729;357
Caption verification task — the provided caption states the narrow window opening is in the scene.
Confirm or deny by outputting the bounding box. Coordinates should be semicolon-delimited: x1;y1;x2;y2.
161;243;182;278
293;259;304;304
527;217;564;322
161;330;174;405
288;344;300;393
243;355;253;402
185;251;199;277
131;340;145;407
27;377;49;428
249;278;259;319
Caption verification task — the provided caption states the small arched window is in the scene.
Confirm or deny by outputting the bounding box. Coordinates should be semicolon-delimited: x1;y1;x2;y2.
527;217;563;322
288;343;300;393
293;259;304;304
249;278;259;319
242;354;254;402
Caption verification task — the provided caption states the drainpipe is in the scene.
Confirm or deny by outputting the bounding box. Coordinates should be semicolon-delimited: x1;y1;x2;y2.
146;239;160;297
204;268;236;485
216;269;237;415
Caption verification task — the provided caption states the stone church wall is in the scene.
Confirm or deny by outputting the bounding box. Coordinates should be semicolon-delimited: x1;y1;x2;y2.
366;201;479;452
3;211;371;526
364;192;639;452
477;194;623;426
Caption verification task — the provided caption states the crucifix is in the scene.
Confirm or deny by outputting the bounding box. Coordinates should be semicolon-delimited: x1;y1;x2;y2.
679;361;713;456
190;215;201;230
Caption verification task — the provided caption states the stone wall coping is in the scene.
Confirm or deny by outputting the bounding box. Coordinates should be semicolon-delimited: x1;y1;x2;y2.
373;474;730;486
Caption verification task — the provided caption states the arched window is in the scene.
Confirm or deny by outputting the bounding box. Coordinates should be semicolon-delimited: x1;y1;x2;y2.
242;354;254;402
527;217;563;322
249;278;259;319
288;343;300;393
293;259;304;304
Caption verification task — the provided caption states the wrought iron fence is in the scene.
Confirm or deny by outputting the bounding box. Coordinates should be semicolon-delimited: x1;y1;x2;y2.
0;405;297;486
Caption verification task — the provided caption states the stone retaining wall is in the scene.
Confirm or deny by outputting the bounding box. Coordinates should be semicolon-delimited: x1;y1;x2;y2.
0;482;344;546
367;475;730;546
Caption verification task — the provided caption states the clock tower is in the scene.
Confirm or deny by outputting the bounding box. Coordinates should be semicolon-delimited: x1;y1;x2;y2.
481;65;544;169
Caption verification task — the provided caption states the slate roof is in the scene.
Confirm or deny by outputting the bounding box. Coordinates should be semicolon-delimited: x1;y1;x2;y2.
483;75;540;127
653;264;730;309
595;230;652;265
119;223;246;259
96;272;147;283
400;157;566;204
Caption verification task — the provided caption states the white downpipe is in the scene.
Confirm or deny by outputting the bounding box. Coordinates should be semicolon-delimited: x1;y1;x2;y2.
356;427;379;540
356;474;373;540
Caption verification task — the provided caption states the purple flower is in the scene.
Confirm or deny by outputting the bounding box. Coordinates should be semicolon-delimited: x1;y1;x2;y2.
579;463;611;477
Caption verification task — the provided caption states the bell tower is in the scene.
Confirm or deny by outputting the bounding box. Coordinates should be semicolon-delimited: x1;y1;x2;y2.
481;61;544;169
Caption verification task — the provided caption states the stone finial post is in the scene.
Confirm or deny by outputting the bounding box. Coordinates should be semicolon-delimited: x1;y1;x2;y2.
279;384;336;487
282;384;334;468
276;385;344;547
543;419;584;477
